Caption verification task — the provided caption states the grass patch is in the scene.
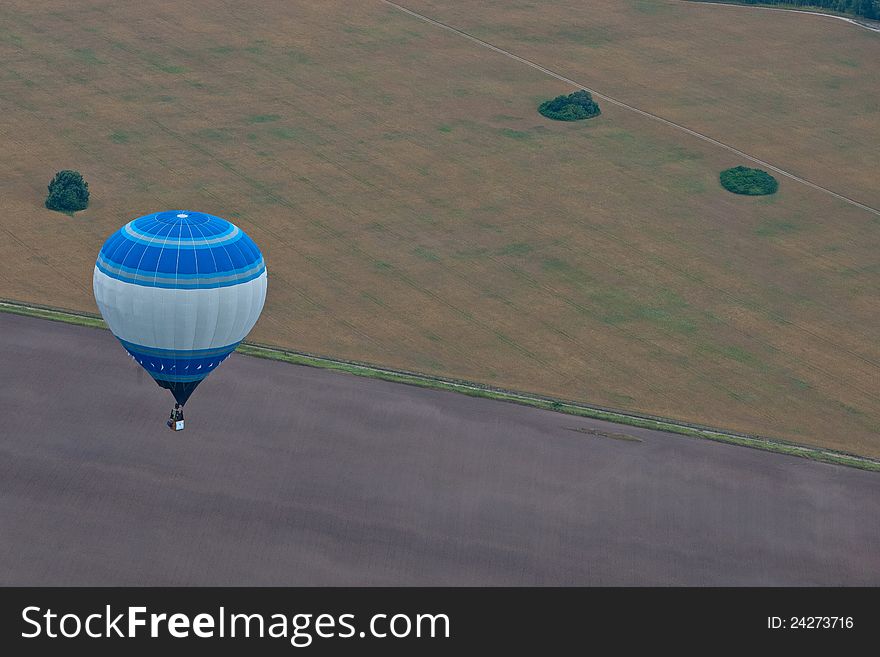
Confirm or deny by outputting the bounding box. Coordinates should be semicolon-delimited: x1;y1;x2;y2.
0;301;105;330
834;56;859;69
755;218;799;237
500;128;531;140
541;257;572;273
268;126;302;140
454;247;489;258
590;289;696;334
73;48;104;65
246;114;282;124
639;307;698;335
413;246;440;262
287;48;312;64
540;257;594;286
604;129;637;145
498;243;534;256
146;57;186;74
554;26;614;47
244;40;269;54
361;291;385;307
564;426;643;442
629;0;671;15
715;344;758;365
790;377;812;390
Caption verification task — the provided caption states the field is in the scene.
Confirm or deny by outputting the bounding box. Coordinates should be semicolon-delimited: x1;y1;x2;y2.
1;0;879;455
403;0;880;207
4;312;880;585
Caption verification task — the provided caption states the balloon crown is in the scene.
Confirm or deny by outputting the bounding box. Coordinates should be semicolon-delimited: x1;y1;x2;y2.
153;210;214;225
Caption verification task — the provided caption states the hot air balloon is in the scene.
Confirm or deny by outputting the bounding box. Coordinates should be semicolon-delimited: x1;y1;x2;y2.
93;211;267;429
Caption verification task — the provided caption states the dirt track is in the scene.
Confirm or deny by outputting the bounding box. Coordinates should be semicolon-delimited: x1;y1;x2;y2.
1;312;878;585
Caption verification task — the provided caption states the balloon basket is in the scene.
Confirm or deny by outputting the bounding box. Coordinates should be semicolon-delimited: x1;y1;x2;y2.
167;419;185;431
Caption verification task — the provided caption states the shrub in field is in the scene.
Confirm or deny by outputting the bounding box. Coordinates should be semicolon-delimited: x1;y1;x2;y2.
538;90;601;121
719;166;778;196
46;170;90;212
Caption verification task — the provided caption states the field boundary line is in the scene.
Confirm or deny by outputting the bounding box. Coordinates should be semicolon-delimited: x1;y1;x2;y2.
680;1;880;34
3;298;878;472
381;0;880;217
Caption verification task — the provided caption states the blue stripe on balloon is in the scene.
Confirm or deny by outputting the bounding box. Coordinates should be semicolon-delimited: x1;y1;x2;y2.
99;231;262;276
153;373;210;383
132;212;231;232
134;211;231;237
118;338;241;359
96;259;265;288
122;341;237;382
96;252;264;281
128;217;237;242
121;223;242;249
134;210;227;229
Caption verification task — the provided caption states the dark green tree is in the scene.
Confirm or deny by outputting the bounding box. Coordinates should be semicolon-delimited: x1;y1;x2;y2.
46;170;90;212
719;166;779;196
694;1;878;20
857;0;877;19
538;90;601;121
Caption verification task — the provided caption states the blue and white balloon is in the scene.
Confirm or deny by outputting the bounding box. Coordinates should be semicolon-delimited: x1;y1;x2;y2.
93;211;267;406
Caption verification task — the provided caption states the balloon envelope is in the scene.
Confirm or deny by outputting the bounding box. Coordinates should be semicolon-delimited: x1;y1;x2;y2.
93;211;267;405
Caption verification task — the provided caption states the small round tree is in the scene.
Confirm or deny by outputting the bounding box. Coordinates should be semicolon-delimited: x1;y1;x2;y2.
538;90;601;121
46;170;90;212
719;166;778;196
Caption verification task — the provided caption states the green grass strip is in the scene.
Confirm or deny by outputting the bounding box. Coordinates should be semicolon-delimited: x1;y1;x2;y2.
3;298;878;472
237;343;880;472
0;300;106;329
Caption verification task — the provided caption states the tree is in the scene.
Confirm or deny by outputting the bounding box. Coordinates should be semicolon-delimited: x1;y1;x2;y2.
538;90;601;121
719;166;778;196
46;170;90;212
693;1;879;20
857;0;878;19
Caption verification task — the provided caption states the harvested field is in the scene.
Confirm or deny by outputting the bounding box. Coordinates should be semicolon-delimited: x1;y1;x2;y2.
401;0;880;206
0;0;878;455
2;312;880;585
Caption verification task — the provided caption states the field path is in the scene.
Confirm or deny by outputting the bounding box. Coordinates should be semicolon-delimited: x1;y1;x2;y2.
680;1;880;34
381;0;880;218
